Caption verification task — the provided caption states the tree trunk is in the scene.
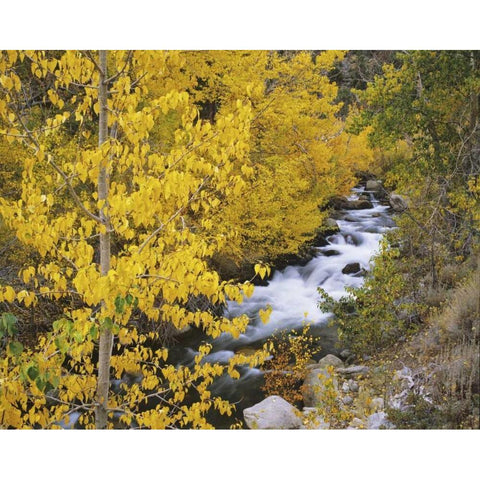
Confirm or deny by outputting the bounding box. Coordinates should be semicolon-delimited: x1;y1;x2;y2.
95;50;113;429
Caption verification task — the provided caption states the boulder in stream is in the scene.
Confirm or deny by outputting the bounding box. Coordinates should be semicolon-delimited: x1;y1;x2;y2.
349;199;374;210
389;194;408;212
328;196;373;211
243;395;302;429
342;262;361;275
328;195;352;210
366;179;382;191
323;249;341;257
324;217;339;231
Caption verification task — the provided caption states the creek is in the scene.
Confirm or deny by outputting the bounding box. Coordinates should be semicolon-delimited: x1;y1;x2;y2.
169;186;395;428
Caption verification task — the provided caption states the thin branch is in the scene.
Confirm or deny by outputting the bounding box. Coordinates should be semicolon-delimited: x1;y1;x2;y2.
0;131;29;140
136;274;180;284
158;134;218;180
9;98;40;149
47;156;102;224
52;245;80;272
105;51;134;84
80;50;104;76
70;82;98;90
138;175;210;254
35;289;84;298
131;72;148;89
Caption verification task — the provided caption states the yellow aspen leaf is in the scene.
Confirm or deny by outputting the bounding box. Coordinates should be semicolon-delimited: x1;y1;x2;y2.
259;305;272;324
3;286;16;303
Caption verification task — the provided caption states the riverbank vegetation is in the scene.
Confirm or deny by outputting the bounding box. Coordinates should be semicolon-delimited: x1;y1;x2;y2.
0;50;478;429
0;50;372;429
314;50;480;428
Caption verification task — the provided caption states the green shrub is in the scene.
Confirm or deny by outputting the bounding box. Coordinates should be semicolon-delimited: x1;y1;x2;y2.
319;239;419;356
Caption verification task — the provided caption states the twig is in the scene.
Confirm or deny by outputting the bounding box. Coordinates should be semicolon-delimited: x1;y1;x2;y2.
47;156;103;224
105;51;134;84
80;50;104;76
138;175;210;254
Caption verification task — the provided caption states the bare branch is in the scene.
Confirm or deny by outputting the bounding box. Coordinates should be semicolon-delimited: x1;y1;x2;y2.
70;82;99;90
158;134;218;180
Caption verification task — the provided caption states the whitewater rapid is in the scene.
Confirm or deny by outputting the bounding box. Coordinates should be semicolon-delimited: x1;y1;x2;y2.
217;187;393;348
171;187;395;423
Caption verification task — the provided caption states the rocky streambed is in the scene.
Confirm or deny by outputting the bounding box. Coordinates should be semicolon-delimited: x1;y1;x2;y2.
171;182;405;428
243;353;395;430
240;184;418;430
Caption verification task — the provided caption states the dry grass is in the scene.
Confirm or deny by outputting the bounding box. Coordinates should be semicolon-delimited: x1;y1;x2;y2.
436;266;480;342
359;256;480;428
420;260;480;427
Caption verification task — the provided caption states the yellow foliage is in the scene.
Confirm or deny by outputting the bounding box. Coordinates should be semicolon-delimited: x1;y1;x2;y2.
0;50;373;429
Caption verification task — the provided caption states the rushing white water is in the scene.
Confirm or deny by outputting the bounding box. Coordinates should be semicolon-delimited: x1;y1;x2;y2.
60;187;393;429
171;187;394;425
215;187;393;350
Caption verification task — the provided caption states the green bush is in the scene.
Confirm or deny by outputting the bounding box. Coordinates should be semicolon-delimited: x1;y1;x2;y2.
319;239;419;356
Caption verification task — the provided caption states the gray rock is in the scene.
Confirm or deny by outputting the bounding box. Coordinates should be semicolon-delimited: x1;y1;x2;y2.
347;417;365;429
367;412;395;429
243;395;302;429
348;379;359;392
366;180;382;191
329;196;352;210
337;365;370;378
329;196;373;210
341;381;350;393
371;397;385;412
302;368;338;407
324;218;339;231
323;249;341;257
352;268;368;277
389;194;408;212
317;354;344;369
342;262;361;275
393;367;414;389
349;199;374;210
342;395;354;406
339;349;352;360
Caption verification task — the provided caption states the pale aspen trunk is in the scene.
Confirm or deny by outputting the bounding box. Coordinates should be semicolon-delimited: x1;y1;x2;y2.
95;50;113;429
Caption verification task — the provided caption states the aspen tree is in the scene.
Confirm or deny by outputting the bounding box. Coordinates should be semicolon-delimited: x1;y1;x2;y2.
0;50;374;428
95;50;112;429
0;50;270;429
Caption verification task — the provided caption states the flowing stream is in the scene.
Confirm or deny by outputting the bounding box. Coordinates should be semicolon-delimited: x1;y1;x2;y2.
169;186;395;428
58;186;394;429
